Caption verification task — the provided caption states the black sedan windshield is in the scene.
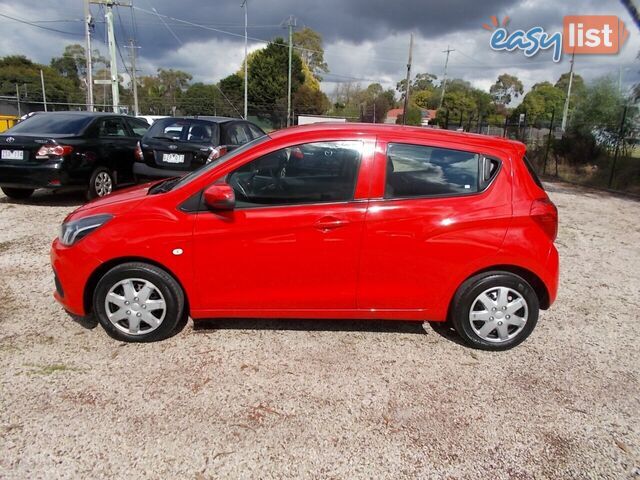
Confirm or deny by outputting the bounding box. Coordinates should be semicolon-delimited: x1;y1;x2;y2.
8;114;94;135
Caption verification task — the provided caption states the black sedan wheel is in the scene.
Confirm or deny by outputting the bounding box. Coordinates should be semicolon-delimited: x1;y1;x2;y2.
88;167;114;199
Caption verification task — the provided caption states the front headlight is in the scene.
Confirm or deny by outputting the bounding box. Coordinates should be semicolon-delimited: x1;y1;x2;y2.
59;214;113;246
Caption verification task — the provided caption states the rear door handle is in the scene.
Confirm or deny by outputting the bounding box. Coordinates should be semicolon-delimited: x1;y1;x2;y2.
314;216;349;231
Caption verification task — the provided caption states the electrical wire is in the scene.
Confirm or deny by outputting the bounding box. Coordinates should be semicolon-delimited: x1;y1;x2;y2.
0;11;82;36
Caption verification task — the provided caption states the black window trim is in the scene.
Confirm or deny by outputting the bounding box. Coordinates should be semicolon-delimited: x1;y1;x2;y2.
180;139;365;212
382;142;502;201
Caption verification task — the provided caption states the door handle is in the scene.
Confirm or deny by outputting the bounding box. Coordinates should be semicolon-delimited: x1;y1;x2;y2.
315;216;349;231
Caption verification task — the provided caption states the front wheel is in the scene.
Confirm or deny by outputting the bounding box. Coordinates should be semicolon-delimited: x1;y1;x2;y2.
451;271;539;351
88;167;114;199
2;187;34;199
93;262;185;342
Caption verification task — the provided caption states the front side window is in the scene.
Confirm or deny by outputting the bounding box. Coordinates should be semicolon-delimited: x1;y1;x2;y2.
127;117;150;137
385;143;480;198
227;140;362;208
224;123;250;145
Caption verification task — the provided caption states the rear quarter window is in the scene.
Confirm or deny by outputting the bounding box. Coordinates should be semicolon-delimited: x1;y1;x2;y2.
523;155;544;189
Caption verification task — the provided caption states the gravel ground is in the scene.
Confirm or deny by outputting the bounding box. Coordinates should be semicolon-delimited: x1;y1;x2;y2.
0;181;639;479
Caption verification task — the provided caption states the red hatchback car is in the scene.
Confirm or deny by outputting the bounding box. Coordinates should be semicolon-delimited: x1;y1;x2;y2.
51;124;558;350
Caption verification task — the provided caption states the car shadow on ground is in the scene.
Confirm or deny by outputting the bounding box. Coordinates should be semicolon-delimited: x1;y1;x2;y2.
193;318;466;344
0;189;86;207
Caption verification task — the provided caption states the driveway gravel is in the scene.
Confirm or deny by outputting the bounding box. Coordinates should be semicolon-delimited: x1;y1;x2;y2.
0;181;638;479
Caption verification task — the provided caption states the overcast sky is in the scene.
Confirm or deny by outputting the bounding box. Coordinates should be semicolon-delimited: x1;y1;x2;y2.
0;0;638;98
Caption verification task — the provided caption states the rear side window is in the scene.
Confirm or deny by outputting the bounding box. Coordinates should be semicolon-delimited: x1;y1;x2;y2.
98;118;127;137
385;143;481;198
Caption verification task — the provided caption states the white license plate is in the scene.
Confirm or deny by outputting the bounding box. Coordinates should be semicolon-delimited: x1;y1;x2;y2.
162;153;185;164
1;150;24;160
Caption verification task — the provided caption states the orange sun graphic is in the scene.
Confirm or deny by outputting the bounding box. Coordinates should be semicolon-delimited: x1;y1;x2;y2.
483;16;510;30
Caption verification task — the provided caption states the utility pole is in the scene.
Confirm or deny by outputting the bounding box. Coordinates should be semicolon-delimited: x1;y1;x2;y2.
402;33;413;125
91;0;131;113
438;45;454;110
242;0;248;119
126;39;139;116
105;2;120;113
84;0;94;111
15;84;21;117
40;69;47;112
286;15;296;127
561;50;575;131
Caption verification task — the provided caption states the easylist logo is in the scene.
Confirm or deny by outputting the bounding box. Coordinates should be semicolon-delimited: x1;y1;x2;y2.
563;16;629;54
485;15;630;62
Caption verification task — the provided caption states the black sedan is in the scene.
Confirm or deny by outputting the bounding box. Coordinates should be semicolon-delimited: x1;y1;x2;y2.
0;112;149;199
133;116;265;180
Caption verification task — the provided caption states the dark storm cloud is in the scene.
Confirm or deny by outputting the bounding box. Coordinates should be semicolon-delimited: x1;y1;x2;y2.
6;0;522;60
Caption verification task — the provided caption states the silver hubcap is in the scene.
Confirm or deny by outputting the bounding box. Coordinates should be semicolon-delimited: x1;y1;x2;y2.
95;171;113;196
104;278;166;335
469;286;528;343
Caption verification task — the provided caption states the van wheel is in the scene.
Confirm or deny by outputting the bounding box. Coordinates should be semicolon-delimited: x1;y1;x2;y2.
88;167;114;199
451;271;539;351
2;187;34;199
93;262;185;342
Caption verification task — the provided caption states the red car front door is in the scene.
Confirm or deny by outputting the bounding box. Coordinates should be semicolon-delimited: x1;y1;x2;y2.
191;138;374;315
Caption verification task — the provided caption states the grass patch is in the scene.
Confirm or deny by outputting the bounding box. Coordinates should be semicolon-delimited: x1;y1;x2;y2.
26;363;81;375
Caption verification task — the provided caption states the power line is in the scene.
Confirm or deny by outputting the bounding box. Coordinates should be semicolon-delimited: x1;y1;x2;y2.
0;11;82;36
145;0;182;44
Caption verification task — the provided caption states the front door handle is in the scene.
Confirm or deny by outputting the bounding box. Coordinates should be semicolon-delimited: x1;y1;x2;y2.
314;216;349;231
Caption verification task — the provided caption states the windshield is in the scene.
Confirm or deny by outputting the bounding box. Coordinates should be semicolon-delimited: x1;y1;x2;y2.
146;118;219;143
170;134;271;191
8;114;94;135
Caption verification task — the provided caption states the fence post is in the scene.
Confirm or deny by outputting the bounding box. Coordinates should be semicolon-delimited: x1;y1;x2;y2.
543;108;555;175
502;115;508;138
608;105;628;189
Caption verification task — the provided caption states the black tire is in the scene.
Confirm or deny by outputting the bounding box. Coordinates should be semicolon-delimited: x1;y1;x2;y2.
1;187;34;199
451;271;539;351
87;166;114;199
93;262;185;342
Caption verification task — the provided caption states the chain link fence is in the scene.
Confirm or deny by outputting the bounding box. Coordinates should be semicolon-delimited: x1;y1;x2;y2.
437;108;640;196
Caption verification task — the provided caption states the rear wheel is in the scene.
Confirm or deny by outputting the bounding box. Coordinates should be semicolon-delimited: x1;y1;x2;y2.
93;262;185;342
451;271;539;351
88;167;114;199
1;187;34;199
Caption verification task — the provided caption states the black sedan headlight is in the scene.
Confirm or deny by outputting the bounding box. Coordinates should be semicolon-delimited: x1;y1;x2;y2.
59;214;113;246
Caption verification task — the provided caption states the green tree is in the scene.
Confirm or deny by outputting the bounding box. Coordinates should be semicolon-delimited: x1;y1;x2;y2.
293;84;330;115
0;55;80;108
293;27;329;81
490;73;524;108
570;76;635;152
396;72;438;100
180;83;221;115
218;73;244;117
515;81;564;126
248;37;305;126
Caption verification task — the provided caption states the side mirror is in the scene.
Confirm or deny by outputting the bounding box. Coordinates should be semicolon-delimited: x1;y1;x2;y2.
203;183;235;210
